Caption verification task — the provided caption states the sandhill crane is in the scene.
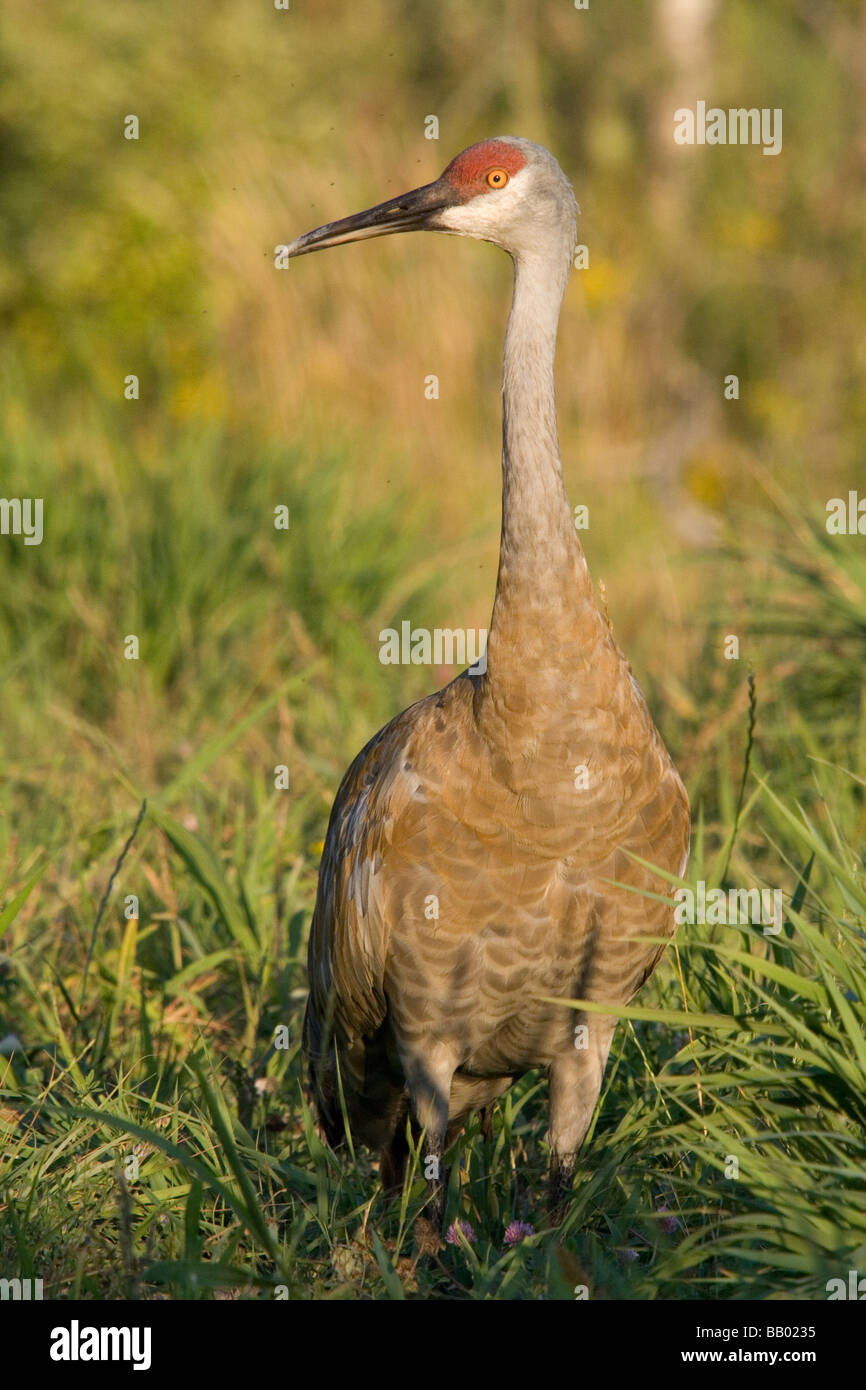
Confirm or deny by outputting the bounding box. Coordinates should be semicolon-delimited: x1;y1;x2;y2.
289;138;690;1236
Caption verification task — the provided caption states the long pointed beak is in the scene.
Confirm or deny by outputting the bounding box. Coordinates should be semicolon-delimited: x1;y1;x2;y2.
286;177;454;258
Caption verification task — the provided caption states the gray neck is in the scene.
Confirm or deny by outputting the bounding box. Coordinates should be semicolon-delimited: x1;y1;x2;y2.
482;248;594;693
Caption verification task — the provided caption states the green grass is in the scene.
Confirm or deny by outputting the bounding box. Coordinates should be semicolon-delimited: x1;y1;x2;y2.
1;0;865;1301
1;488;865;1299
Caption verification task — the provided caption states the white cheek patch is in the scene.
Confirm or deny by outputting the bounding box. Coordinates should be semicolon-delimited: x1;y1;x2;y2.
438;203;497;239
439;173;528;241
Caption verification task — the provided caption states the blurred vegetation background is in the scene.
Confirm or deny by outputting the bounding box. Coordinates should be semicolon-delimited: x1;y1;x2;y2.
1;0;865;1300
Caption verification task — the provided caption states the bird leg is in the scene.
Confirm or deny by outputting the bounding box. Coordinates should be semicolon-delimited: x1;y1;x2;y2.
379;1110;411;1198
403;1043;457;1251
548;1014;617;1227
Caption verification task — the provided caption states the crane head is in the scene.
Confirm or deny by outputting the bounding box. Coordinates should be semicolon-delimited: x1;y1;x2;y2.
286;138;578;267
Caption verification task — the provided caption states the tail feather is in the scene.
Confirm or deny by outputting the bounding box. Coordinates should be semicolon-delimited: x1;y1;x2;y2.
302;996;347;1149
303;997;407;1153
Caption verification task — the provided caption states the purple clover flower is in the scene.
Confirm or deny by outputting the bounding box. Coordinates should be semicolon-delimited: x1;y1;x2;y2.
656;1202;679;1234
446;1219;477;1246
504;1220;535;1246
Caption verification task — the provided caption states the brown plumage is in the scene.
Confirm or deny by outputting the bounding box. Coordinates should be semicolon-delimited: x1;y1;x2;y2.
289;138;690;1228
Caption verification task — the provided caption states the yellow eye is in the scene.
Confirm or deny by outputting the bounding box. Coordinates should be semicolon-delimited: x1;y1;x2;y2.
487;168;509;188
